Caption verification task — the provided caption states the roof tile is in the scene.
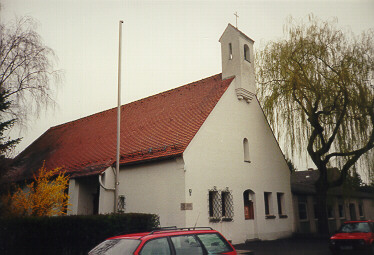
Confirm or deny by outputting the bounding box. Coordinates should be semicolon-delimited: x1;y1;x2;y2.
7;74;233;181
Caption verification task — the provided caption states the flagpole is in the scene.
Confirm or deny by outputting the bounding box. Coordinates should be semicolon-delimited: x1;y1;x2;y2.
115;20;123;213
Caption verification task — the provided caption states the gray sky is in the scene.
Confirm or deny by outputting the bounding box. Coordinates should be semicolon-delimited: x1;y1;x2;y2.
1;0;374;171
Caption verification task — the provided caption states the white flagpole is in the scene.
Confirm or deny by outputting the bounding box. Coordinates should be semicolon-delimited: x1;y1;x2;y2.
115;20;123;213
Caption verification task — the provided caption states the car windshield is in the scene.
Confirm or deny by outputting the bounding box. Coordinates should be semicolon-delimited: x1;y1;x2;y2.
88;239;141;255
339;222;371;233
197;233;233;254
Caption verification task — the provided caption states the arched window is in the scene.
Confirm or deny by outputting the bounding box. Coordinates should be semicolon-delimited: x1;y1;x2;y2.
229;43;233;60
244;44;250;62
243;190;255;220
243;138;250;162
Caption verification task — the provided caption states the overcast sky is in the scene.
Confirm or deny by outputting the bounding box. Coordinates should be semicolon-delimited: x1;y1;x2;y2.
1;0;374;171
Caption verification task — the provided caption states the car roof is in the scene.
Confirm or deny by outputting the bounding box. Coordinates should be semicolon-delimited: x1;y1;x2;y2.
343;220;374;224
107;228;220;242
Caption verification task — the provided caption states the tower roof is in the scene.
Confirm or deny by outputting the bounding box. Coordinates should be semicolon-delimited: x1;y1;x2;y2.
219;23;255;43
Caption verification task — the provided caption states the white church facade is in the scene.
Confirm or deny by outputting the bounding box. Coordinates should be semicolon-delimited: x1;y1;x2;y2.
7;24;294;244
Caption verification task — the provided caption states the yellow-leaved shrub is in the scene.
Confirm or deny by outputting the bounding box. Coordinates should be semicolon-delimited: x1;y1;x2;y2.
2;164;70;216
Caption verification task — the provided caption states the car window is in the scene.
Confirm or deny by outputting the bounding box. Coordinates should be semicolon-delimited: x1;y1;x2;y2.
140;238;171;255
340;222;371;233
170;235;204;255
88;239;141;255
197;233;233;254
370;222;374;232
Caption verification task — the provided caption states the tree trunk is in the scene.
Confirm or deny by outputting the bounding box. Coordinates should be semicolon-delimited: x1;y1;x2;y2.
315;185;330;236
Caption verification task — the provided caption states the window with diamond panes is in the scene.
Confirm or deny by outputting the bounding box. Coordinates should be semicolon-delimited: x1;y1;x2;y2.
221;191;234;220
118;195;126;213
208;188;234;222
209;190;221;219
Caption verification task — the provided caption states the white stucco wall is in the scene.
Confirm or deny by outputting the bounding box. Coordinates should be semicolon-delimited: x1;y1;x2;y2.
98;167;116;213
68;176;99;215
293;194;374;234
99;158;187;227
363;198;374;220
67;179;78;215
182;79;294;244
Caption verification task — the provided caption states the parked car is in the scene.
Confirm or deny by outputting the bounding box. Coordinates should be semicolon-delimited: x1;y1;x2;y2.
329;220;374;254
89;227;238;255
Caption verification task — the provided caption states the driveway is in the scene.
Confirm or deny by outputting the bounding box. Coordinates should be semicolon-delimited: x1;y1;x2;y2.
234;237;331;255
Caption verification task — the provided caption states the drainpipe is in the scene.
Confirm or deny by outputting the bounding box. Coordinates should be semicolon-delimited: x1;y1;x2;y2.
115;20;124;213
99;172;115;191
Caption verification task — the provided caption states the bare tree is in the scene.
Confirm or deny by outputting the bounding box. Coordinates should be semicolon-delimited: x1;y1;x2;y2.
0;16;61;132
256;15;374;235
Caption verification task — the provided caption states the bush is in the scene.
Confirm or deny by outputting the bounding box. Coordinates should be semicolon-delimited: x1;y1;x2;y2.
0;213;160;255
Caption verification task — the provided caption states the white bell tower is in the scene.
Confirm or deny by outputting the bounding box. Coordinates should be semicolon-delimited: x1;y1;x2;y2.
219;24;256;103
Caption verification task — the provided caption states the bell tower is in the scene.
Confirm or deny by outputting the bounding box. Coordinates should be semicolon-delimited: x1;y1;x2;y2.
219;24;256;103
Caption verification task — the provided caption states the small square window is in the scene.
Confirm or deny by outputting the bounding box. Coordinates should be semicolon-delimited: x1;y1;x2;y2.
277;192;285;215
313;203;318;220
338;204;345;218
298;202;308;220
359;204;364;217
327;205;334;219
264;192;272;216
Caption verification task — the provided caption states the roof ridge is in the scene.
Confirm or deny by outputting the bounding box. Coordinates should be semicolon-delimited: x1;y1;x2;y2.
50;73;223;130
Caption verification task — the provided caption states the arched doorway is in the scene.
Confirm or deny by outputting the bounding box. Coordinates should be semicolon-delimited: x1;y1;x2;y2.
243;189;258;239
243;189;255;219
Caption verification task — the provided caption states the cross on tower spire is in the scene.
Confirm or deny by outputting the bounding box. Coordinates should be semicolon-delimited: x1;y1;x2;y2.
234;12;239;28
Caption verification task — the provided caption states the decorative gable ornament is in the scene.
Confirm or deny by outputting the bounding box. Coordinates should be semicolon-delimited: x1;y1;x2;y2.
235;88;255;103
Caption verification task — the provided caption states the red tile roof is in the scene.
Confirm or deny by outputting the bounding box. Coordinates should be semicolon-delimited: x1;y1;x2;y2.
7;74;233;181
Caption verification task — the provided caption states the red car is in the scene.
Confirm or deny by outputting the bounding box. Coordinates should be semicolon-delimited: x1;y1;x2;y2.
89;227;237;255
329;220;374;254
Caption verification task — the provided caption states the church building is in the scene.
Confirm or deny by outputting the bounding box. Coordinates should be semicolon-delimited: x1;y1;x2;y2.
7;24;294;244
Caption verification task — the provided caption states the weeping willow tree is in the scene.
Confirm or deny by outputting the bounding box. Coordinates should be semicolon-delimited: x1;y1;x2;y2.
256;15;374;235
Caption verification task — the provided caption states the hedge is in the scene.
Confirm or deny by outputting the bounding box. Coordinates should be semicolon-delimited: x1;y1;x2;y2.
0;213;160;255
